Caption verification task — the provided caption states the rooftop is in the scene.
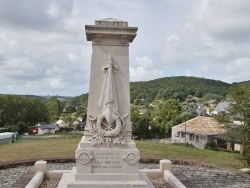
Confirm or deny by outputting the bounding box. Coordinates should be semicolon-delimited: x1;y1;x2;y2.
173;116;227;135
214;101;230;112
39;124;58;130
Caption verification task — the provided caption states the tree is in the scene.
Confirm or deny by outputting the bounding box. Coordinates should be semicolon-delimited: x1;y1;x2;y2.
227;84;250;160
45;97;63;123
16;122;29;135
76;106;87;121
0;96;7;127
130;105;153;139
203;93;223;101
0;96;48;133
65;105;76;113
0;96;27;127
151;99;181;136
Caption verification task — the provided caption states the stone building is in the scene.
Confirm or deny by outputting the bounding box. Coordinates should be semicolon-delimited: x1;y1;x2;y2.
172;116;227;149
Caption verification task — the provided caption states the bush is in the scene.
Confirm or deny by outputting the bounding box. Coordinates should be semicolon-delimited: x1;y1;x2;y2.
59;127;73;132
244;144;250;165
205;141;217;150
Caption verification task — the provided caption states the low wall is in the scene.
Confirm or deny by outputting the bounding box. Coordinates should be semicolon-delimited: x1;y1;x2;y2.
0;157;216;170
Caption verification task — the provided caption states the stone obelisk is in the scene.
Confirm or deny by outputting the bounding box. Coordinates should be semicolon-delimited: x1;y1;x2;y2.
59;18;152;188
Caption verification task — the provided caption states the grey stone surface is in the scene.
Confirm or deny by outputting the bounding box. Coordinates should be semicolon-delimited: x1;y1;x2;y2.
2;163;250;188
173;165;250;188
0;165;33;188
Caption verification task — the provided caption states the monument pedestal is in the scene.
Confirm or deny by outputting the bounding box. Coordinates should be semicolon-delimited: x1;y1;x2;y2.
58;136;153;188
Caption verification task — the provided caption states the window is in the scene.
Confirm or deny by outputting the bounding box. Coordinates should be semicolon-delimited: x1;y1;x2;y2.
189;134;194;140
181;132;186;138
196;135;199;142
176;132;180;137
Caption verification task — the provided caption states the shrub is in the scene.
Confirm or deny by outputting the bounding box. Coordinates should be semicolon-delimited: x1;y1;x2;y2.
205;141;217;150
59;127;73;132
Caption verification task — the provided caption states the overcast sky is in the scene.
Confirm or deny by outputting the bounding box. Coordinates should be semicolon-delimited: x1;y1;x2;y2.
1;0;250;96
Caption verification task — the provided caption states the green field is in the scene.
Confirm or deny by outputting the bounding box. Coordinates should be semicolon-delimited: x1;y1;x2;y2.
0;137;247;169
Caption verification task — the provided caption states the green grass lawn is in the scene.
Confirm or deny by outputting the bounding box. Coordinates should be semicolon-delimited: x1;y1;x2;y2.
0;138;247;169
0;137;81;162
137;142;246;169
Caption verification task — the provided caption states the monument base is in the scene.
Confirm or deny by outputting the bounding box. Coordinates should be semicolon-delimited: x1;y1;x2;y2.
57;136;154;188
58;167;154;188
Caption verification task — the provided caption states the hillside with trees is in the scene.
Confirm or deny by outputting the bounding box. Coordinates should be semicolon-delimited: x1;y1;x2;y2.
130;76;230;104
60;76;231;139
65;93;88;108
0;94;71;101
62;76;231;108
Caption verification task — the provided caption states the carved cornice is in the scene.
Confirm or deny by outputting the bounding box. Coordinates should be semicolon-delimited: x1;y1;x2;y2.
121;35;128;44
93;34;102;43
85;22;138;43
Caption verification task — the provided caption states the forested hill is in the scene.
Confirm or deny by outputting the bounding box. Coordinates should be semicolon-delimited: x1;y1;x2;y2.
5;76;245;106
65;76;231;107
0;94;71;101
66;77;250;106
232;80;250;86
130;76;230;103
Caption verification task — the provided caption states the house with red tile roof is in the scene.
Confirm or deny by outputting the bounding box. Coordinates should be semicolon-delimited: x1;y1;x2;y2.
171;116;227;149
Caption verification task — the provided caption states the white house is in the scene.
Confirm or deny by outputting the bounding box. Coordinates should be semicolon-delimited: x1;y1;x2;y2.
32;123;59;135
196;103;210;116
56;119;66;127
172;116;227;149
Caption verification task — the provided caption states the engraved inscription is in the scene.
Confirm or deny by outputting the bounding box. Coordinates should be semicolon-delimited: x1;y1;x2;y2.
92;151;123;173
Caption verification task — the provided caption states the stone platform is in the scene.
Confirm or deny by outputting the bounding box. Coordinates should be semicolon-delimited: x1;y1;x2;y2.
21;159;177;188
58;167;154;188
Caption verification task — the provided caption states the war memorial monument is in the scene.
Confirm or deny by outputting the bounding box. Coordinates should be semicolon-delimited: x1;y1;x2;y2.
58;18;153;187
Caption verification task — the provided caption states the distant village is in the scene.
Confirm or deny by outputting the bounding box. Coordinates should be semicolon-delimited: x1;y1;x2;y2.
0;94;245;155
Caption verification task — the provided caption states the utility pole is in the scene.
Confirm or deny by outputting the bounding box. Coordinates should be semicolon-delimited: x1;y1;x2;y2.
185;121;187;144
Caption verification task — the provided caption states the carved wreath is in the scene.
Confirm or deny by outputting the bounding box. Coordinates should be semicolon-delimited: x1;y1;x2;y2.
88;55;129;147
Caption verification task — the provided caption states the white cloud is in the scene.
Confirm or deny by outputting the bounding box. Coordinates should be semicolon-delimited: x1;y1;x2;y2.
185;70;193;77
0;0;250;96
67;52;78;62
159;0;250;83
199;58;250;83
200;0;250;41
130;56;164;81
135;56;153;69
0;58;37;80
164;34;180;55
46;66;63;77
48;77;65;89
47;2;60;18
